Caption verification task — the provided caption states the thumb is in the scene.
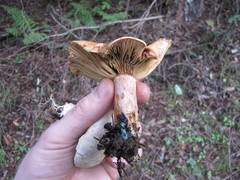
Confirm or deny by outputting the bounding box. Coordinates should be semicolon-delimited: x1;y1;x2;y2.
47;79;114;143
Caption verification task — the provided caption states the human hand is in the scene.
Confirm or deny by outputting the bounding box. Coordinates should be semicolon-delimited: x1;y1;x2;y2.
15;79;150;180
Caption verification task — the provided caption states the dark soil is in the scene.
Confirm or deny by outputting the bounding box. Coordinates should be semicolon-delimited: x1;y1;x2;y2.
97;113;142;177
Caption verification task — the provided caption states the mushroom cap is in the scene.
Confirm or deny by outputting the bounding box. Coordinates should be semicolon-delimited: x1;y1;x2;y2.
68;37;171;81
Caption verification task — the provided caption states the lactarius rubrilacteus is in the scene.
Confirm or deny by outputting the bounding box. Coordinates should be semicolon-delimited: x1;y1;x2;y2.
68;37;171;168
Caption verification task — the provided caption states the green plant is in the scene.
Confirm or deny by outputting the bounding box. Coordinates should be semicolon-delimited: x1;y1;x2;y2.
93;0;129;22
66;2;96;27
36;116;44;131
65;0;130;32
222;116;235;127
0;149;7;167
1;5;47;45
13;55;26;64
186;158;204;177
228;14;240;27
13;141;28;154
165;139;171;146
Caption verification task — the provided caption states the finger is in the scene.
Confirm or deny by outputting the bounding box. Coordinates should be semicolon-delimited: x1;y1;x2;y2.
44;80;150;144
106;157;118;169
136;81;151;106
109;157;130;169
72;161;119;180
101;159;120;180
47;79;114;143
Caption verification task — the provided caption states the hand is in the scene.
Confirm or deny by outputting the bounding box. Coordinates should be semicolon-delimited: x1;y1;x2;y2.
15;79;150;180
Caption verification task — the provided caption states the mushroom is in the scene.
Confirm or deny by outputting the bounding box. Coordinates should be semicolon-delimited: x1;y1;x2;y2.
68;37;171;168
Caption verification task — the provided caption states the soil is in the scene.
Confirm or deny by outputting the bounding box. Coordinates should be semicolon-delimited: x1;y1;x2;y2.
97;113;142;177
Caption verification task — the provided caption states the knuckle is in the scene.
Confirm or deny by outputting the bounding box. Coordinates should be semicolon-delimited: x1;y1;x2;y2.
40;128;52;142
74;97;90;116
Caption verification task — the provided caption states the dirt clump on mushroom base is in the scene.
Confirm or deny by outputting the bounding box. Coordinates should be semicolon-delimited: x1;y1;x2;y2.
97;113;142;175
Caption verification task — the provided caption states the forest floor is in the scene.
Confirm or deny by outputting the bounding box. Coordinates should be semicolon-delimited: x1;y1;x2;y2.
0;0;239;179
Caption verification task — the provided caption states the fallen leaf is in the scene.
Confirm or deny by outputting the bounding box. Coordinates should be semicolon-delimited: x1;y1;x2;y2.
199;94;210;99
148;144;155;149
142;132;152;136
13;119;20;127
159;100;167;105
45;117;54;121
178;142;187;150
147;119;156;126
231;49;238;53
225;87;235;92
156;120;167;125
4;134;13;146
237;150;240;157
174;84;183;95
206;20;215;31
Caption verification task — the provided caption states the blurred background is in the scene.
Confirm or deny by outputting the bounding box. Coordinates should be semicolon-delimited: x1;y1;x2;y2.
0;0;239;179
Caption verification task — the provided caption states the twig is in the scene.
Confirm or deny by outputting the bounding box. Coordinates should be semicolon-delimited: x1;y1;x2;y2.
228;130;232;175
132;0;157;35
125;0;131;14
50;13;81;39
142;174;155;180
223;169;240;180
2;170;8;179
42;15;163;40
0;46;29;60
51;5;61;18
234;0;239;14
167;62;193;70
142;0;157;21
168;42;212;55
20;0;34;33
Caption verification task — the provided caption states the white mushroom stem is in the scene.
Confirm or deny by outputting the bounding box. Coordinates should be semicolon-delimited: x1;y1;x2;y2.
114;75;139;134
74;111;113;168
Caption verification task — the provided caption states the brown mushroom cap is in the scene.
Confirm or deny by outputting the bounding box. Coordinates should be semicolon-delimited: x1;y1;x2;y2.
68;37;171;81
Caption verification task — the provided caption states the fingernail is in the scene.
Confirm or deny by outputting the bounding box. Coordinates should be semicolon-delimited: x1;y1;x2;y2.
93;79;109;99
112;157;117;164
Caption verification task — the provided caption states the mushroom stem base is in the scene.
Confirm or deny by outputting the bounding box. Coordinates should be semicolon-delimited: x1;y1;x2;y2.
97;119;141;165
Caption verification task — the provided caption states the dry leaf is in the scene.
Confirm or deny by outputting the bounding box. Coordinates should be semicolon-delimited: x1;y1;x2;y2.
4;134;13;146
13;119;20;127
156;120;167;125
225;87;235;92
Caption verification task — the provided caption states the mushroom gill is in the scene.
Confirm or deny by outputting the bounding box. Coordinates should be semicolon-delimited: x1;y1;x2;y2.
68;37;171;81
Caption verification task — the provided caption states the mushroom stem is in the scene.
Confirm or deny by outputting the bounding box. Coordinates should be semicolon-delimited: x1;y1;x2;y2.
113;75;139;135
74;111;113;168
